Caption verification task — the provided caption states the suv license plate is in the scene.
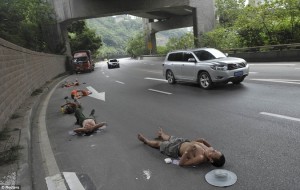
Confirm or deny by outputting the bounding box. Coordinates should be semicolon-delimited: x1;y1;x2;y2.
234;71;243;77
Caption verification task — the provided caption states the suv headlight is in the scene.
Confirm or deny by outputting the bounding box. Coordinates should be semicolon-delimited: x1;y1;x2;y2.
210;65;228;71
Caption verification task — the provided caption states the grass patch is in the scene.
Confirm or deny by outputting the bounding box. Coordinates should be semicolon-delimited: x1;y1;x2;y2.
0;145;23;165
10;114;21;120
31;88;43;96
0;129;10;141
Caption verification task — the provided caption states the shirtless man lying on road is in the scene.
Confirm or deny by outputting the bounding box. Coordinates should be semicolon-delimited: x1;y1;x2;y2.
138;128;225;167
73;107;107;135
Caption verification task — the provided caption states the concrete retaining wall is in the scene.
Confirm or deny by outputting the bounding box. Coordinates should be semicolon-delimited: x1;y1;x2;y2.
0;38;66;130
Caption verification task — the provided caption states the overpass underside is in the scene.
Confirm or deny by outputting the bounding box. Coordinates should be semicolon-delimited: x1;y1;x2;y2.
49;0;215;54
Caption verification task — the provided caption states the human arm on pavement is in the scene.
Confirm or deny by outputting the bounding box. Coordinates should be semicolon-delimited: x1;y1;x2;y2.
195;138;211;147
179;145;205;166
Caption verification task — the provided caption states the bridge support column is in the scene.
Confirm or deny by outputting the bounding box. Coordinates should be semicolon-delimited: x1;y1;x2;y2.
191;0;215;47
143;19;157;55
60;22;72;56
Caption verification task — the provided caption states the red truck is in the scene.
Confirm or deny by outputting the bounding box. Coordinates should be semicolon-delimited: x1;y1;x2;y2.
72;50;95;73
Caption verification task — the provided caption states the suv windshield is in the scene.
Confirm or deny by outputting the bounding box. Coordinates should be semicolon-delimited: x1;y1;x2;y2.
193;49;226;61
110;59;118;62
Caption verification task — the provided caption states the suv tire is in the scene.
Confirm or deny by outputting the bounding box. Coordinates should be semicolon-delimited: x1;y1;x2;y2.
166;70;176;84
199;72;213;89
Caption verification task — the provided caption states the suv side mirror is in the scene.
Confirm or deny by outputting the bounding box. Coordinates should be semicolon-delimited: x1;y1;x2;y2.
188;58;196;62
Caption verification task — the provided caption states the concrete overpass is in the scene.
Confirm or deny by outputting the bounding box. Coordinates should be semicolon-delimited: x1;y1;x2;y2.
48;0;215;54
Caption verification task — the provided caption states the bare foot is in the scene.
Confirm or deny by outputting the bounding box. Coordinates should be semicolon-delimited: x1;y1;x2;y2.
100;122;107;127
157;128;170;141
137;133;147;143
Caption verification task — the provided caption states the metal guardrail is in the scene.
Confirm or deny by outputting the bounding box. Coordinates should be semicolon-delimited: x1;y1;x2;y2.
224;43;300;54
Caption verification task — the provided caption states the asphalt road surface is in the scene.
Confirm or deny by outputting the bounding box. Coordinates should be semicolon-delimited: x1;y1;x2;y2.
32;58;300;190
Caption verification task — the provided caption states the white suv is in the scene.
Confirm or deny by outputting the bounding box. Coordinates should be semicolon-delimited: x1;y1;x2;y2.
163;48;249;89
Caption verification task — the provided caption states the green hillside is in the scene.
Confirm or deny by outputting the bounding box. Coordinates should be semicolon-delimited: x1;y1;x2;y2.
86;15;190;57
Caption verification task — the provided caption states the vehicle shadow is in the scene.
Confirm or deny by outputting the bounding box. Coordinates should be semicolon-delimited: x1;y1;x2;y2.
175;81;248;92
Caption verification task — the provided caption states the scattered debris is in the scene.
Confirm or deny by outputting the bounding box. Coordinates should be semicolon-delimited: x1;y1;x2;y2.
142;169;151;180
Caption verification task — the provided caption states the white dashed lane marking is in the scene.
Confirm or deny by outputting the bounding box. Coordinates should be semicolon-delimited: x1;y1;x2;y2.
260;112;300;122
144;77;167;82
115;81;125;84
148;89;172;95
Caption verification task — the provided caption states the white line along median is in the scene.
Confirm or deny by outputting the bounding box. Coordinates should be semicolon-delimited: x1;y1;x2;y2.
148;89;172;95
249;79;300;85
260;112;300;122
145;77;167;82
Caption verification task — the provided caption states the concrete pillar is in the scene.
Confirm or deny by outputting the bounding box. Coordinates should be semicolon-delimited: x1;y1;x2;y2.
143;18;157;55
191;0;215;47
192;8;200;47
60;22;72;56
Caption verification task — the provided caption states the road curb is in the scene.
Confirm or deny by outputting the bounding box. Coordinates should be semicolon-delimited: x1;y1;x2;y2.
16;75;69;190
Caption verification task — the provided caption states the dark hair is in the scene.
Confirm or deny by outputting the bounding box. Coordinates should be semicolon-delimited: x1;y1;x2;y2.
211;154;225;167
64;106;75;114
71;94;75;99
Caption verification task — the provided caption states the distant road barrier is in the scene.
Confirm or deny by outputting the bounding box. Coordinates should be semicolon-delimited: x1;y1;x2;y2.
224;43;300;62
140;43;300;62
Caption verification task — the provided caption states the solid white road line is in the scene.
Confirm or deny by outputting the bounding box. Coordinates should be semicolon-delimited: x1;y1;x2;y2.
115;81;125;84
295;68;300;70
249;72;258;74
249;64;295;66
41;79;68;190
145;77;167;82
63;172;85;190
260;112;300;122
249;79;300;85
148;89;172;95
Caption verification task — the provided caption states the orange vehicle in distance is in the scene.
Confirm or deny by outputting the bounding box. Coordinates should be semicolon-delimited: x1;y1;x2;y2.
72;50;95;73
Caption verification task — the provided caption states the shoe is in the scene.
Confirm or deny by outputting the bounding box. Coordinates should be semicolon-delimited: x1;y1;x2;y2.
64;96;69;100
89;109;95;116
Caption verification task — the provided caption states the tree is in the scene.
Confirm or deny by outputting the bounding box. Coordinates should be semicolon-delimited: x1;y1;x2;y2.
235;0;300;46
165;33;195;51
0;0;56;52
201;27;241;50
68;21;102;55
126;32;146;58
215;0;246;27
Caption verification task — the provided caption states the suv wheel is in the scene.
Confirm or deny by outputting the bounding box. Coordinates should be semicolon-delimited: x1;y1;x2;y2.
199;72;213;89
166;70;176;84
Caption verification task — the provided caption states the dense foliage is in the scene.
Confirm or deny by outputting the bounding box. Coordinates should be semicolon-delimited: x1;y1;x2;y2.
0;0;56;52
87;16;190;58
68;20;102;56
126;32;147;58
202;0;300;49
86;16;143;58
2;0;298;56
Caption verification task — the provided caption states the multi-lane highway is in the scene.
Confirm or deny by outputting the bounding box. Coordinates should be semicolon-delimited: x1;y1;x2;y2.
32;58;300;190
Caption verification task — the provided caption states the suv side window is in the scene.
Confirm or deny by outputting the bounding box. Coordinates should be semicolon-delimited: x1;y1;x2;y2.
194;50;214;61
183;52;195;62
168;53;183;61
